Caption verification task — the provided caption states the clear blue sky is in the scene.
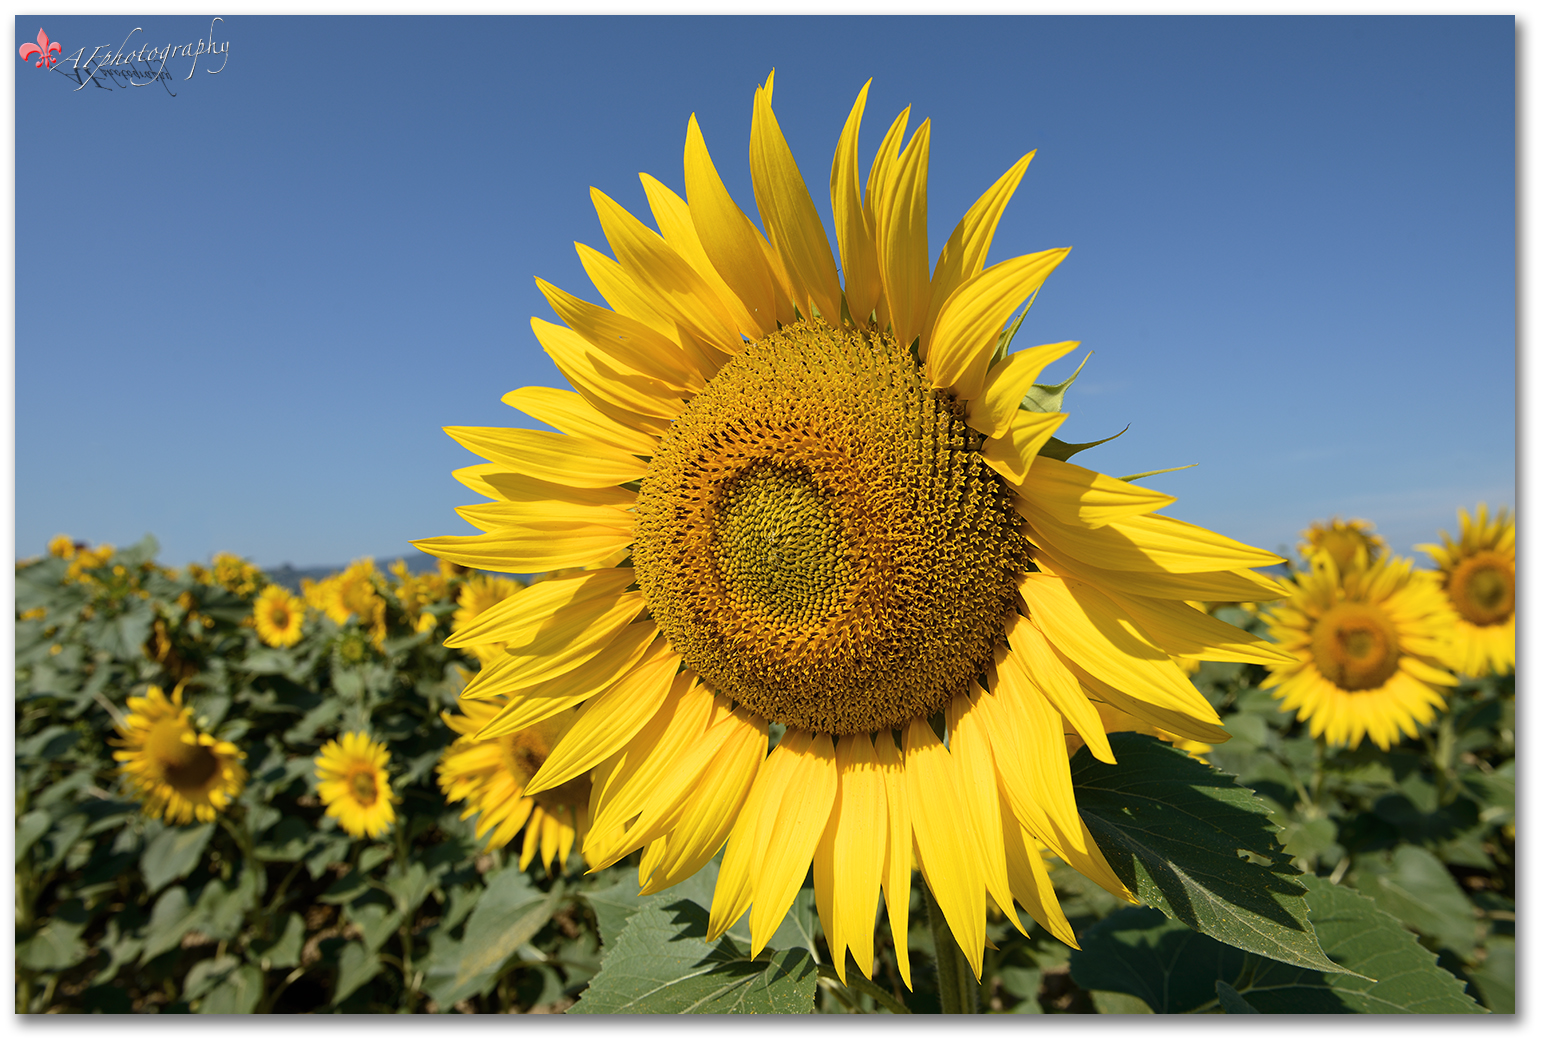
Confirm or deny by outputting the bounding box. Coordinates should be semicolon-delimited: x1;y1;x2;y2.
13;14;1515;571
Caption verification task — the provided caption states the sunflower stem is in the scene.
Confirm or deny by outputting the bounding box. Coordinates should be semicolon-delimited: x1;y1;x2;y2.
924;887;978;1014
816;963;912;1014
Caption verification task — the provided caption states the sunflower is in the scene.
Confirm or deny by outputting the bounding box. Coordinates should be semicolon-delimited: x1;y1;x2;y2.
414;76;1290;982
47;534;77;559
391;559;449;633
437;698;592;870
1417;504;1514;677
1299;517;1387;575
213;552;264;596
1262;550;1458;750
450;573;525;666
113;684;247;824
253;584;306;648
315;732;398;839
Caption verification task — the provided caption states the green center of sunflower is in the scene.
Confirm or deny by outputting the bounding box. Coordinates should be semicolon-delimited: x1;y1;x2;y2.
149;719;219;793
634;320;1026;736
1310;601;1401;691
350;770;379;805
1450;551;1514;626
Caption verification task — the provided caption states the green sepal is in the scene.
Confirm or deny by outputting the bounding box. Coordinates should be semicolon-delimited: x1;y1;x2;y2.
1037;425;1131;463
1020;350;1091;414
988;293;1039;369
1118;464;1197;483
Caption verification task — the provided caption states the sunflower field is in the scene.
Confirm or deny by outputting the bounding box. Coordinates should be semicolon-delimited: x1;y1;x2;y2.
13;506;1513;1015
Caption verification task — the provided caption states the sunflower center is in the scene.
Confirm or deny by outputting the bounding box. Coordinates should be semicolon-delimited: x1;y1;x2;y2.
350;770;379;805
1450;551;1514;626
1310;601;1402;691
148;719;220;792
634;320;1026;736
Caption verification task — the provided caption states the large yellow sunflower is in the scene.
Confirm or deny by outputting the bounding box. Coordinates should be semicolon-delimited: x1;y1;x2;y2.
437;699;592;871
1262;551;1458;750
315;732;398;839
415;76;1290;982
113;685;247;824
253;584;306;648
1417;504;1514;677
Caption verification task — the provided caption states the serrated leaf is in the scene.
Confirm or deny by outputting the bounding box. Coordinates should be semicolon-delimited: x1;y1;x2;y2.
582;863;721;954
1072;733;1346;974
569;897;817;1014
1071;877;1486;1013
1348;845;1479;957
140;822;215;893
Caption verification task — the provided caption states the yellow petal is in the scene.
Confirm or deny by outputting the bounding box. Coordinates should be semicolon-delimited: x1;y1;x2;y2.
444;568;634;650
829;79;881;325
588;676;717;837
978;411;1067;486
708;731;799;941
1018;572;1221;727
945;692;1026;937
683;112;789;332
967;342;1081;439
749;731;837;957
923;150;1038;343
465;620;659;723
590;187;743;356
862;104;912;333
535;279;705;394
903;719;984;979
454;499;634;534
450;463;504;501
501;385;661;457
875;730;913;990
874;120;932;348
925;248;1069;402
999;795;1077;949
474;471;637;512
831;734;886;981
443;425;647;489
749;73;842;323
640;172;761;342
1002;615;1113;764
413;525;632;575
530;317;684;424
641;706;768;893
1009;454;1175;528
523;637;682;794
1105;590;1293;665
1021;503;1283;574
979;657;1086;849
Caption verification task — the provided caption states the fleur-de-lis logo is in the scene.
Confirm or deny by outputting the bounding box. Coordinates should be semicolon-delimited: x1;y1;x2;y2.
19;29;62;70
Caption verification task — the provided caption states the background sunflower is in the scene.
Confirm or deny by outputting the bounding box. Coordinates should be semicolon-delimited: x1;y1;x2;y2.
315;732;398;839
112;684;247;825
1418;504;1515;678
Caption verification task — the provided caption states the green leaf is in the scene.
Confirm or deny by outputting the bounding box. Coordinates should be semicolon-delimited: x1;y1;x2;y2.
1070;877;1486;1013
332;941;384;1006
16;917;89;972
1019;351;1091;414
1348;845;1479;957
17;810;51;858
421;866;557;1007
1469;936;1514;1013
197;963;264;1013
1216;980;1259;1013
253;912;305;971
1072;733;1345;974
140;822;216;894
569;896;818;1014
582;863;720;954
141;886;200;961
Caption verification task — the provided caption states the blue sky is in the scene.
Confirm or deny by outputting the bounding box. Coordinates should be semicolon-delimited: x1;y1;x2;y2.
12;14;1515;572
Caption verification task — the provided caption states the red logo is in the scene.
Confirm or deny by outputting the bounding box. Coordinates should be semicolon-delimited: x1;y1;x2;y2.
19;28;62;70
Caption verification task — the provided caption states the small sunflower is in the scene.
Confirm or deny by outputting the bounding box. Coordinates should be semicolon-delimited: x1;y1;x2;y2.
113;685;246;824
315;732;397;839
1263;551;1458;750
415;76;1292;982
1299;517;1387;574
437;698;591;871
1417;504;1514;677
451;573;525;666
254;584;306;648
213;552;264;596
392;559;449;633
47;534;77;559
